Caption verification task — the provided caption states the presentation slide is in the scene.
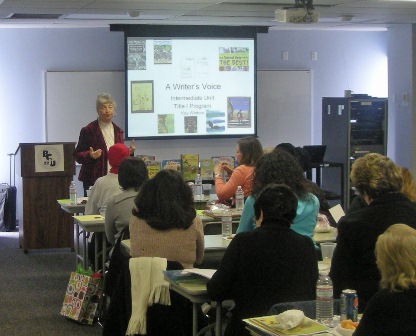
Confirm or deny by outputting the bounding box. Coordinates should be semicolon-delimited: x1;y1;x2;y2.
126;37;256;139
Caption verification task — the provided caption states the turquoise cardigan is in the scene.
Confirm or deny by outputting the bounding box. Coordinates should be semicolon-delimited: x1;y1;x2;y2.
236;193;319;242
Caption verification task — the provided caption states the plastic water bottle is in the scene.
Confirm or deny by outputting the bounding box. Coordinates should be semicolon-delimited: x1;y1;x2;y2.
194;174;203;200
69;181;77;205
316;274;334;326
235;185;244;210
222;206;232;238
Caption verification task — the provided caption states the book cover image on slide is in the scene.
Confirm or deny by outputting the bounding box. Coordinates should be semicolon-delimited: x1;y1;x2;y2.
184;116;197;134
127;39;146;70
206;110;225;133
219;47;249;72
227;97;251;128
158;114;175;134
131;80;154;113
154;40;172;64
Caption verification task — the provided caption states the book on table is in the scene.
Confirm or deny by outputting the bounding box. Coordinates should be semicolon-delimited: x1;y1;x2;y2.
136;154;157;164
161;159;182;172
163;268;216;295
243;315;330;336
200;159;214;180
146;160;161;178
181;153;199;181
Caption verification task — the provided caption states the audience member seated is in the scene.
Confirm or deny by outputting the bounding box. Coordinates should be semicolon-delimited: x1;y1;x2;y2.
347;166;416;215
354;224;416;336
105;157;148;246
329;153;416;312
207;184;318;336
129;169;204;269
401;167;416;202
236;151;319;247
85;143;130;216
274;143;336;226
214;136;263;202
85;143;130;268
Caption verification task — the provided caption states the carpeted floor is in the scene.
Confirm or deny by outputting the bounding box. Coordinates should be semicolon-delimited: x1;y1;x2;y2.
0;230;103;336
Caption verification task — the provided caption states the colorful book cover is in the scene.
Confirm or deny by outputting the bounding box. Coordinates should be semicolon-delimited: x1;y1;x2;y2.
136;154;157;165
161;159;182;173
146;160;161;179
200;159;214;180
218;46;249;72
181;153;199;181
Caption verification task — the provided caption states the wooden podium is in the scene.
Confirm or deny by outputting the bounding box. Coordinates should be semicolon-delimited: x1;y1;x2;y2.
16;143;76;252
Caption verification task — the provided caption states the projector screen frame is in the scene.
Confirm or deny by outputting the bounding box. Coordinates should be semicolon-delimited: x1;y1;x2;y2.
111;24;268;140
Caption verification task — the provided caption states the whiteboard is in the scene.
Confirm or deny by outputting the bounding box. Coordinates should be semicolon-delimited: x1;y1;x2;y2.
256;70;312;148
45;71;125;143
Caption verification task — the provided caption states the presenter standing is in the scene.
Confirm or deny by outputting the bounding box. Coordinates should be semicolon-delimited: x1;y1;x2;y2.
73;93;135;196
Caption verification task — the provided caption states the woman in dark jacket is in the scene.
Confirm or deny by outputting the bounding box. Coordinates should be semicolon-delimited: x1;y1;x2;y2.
207;184;318;336
329;153;416;312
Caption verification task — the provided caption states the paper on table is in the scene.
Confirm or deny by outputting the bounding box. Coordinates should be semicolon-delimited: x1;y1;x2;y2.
182;268;216;279
329;204;345;223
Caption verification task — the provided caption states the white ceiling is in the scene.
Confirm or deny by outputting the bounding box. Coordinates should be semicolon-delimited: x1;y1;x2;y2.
1;0;416;30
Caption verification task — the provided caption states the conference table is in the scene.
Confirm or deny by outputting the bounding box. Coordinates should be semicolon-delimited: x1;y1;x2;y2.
57;199;87;267
73;215;108;274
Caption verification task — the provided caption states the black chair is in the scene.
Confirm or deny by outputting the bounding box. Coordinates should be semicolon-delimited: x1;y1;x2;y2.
103;258;205;336
268;299;341;319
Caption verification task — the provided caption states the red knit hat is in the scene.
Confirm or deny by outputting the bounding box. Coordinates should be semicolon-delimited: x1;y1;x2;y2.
108;143;130;173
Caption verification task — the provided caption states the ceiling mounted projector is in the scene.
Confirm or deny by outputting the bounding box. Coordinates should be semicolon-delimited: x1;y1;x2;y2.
275;8;319;23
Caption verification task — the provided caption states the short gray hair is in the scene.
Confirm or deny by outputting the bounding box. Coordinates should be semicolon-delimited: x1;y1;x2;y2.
96;93;116;111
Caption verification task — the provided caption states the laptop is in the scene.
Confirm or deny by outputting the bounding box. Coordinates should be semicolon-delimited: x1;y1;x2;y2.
303;145;327;164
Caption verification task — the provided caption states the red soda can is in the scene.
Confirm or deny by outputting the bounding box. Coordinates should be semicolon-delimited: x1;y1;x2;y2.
340;289;359;322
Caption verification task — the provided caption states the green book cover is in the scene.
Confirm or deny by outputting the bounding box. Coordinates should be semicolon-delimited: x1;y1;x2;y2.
181;153;199;181
200;159;214;180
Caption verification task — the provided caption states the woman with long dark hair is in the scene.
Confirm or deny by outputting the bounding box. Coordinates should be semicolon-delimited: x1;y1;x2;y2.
129;169;204;269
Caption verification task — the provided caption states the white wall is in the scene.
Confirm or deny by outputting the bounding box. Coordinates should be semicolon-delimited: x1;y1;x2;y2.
0;27;393;220
257;30;388;146
387;25;414;170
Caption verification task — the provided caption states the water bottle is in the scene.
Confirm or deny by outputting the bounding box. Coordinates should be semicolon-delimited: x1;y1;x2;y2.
221;205;232;238
316;274;334;326
69;181;77;205
194;174;203;200
235;185;244;211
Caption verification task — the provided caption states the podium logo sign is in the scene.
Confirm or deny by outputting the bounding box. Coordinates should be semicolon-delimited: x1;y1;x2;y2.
35;144;64;172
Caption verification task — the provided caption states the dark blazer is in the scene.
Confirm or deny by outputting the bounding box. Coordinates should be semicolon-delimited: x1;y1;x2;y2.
354;288;416;336
73;119;124;187
329;192;416;312
207;218;318;336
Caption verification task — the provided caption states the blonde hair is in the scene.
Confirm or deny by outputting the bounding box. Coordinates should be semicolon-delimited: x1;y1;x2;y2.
350;153;403;199
401;167;416;202
96;93;116;111
376;224;416;292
